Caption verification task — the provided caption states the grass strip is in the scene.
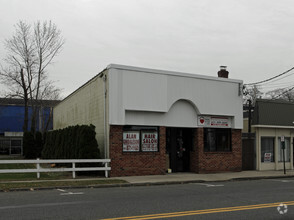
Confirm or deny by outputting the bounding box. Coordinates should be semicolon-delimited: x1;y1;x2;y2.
0;179;127;191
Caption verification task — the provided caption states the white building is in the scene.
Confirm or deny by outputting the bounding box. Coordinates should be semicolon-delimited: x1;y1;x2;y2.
54;64;243;176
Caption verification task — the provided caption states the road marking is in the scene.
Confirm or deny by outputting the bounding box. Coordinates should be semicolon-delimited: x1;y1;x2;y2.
281;180;292;183
57;189;66;192
195;183;224;187
60;192;84;195
57;188;84;195
267;179;294;183
102;201;294;220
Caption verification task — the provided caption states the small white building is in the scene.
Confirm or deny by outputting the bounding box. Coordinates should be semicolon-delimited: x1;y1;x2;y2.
54;64;243;176
252;99;294;171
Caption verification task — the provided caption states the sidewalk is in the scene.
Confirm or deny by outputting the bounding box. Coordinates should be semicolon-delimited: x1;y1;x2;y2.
1;170;294;191
112;170;294;185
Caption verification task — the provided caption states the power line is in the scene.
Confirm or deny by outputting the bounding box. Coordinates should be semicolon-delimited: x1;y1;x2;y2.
244;66;294;86
262;71;294;85
272;86;294;100
259;82;294;90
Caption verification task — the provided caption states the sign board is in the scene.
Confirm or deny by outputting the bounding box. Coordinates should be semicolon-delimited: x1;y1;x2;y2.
211;117;229;127
123;131;140;152
281;136;285;142
264;153;272;162
198;116;231;128
141;131;158;152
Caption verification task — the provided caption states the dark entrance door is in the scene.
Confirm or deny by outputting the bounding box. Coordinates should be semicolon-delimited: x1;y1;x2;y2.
166;128;193;172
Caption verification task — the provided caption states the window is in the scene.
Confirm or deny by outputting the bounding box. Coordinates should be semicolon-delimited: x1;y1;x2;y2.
261;137;275;162
141;130;158;152
11;139;22;155
123;126;159;152
0;138;22;155
123;131;140;152
278;137;290;162
0;140;10;155
204;128;231;152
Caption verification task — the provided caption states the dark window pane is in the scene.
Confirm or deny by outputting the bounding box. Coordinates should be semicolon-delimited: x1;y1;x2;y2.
261;137;275;162
204;128;231;152
0;140;10;155
11;139;22;147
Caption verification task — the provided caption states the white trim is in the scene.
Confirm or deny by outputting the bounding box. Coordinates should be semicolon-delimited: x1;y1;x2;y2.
252;125;294;129
4;132;23;137
107;64;243;84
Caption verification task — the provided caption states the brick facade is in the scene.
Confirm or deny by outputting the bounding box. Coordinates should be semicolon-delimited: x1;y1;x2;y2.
109;125;166;177
109;126;242;176
190;128;242;173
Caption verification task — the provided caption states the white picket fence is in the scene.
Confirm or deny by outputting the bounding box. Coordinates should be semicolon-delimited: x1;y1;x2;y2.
0;159;111;178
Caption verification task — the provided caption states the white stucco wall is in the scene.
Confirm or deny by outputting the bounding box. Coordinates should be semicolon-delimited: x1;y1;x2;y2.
108;64;243;129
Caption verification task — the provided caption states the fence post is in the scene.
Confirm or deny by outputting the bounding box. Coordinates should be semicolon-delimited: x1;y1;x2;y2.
37;158;40;179
72;162;76;179
105;162;108;178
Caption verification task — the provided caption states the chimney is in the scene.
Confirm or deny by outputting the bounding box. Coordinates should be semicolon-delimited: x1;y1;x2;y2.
218;66;229;78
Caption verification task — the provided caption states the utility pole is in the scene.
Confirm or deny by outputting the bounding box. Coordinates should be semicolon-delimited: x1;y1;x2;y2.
281;136;286;174
248;99;252;134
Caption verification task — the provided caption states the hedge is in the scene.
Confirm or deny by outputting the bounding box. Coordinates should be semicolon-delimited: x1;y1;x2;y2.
23;131;43;159
41;124;100;159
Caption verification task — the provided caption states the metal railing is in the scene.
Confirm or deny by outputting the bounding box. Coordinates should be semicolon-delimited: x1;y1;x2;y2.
0;159;111;178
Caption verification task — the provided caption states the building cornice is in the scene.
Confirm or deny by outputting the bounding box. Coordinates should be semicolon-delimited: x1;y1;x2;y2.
252;125;294;129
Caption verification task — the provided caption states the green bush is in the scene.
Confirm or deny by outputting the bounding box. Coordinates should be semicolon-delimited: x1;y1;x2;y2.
41;124;100;159
23;131;44;159
35;131;43;158
23;131;36;159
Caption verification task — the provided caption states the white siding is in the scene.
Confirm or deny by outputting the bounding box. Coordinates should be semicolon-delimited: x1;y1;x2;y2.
108;65;243;129
53;74;106;157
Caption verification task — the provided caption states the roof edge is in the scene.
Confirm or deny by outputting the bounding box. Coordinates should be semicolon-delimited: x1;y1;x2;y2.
252;125;294;129
107;64;243;84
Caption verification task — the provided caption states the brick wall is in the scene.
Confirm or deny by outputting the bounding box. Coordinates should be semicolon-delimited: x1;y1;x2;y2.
191;128;242;173
109;125;166;177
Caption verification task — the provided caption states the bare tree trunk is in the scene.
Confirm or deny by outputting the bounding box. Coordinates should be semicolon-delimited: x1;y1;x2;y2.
19;68;29;132
23;92;29;132
44;107;53;133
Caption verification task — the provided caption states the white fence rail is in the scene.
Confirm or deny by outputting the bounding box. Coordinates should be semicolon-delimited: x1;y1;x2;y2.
0;159;111;178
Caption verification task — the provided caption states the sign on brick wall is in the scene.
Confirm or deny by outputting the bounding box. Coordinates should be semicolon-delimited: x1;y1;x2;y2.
123;131;140;152
198;116;231;128
141;131;158;152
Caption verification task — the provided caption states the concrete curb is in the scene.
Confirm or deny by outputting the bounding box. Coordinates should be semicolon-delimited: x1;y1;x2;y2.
1;175;294;192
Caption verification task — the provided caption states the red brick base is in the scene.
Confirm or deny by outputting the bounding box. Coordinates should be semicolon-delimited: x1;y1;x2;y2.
109;125;166;177
109;126;242;176
190;128;242;173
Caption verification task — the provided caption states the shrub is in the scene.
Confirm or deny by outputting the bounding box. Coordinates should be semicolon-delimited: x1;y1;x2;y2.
23;131;36;159
41;124;100;159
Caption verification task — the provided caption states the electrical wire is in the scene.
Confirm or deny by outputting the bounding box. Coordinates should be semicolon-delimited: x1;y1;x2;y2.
271;86;294;100
244;66;294;86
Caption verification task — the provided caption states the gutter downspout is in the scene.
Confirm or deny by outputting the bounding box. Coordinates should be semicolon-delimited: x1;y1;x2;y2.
103;73;107;159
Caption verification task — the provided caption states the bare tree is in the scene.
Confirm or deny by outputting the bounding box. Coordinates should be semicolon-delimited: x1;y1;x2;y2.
0;20;64;132
266;87;294;102
243;85;263;105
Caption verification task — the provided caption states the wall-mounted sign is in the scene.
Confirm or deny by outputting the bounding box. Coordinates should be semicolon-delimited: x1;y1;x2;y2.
141;131;158;152
211;117;229;127
198;116;231;128
264;153;272;162
123;131;140;152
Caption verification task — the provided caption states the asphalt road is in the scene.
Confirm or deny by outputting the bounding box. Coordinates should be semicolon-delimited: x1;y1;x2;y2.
0;178;294;220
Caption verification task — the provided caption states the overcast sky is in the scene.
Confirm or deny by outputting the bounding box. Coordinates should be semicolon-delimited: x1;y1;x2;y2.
1;0;294;97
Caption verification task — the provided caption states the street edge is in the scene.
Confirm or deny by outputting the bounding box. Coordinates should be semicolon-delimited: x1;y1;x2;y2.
1;175;294;192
